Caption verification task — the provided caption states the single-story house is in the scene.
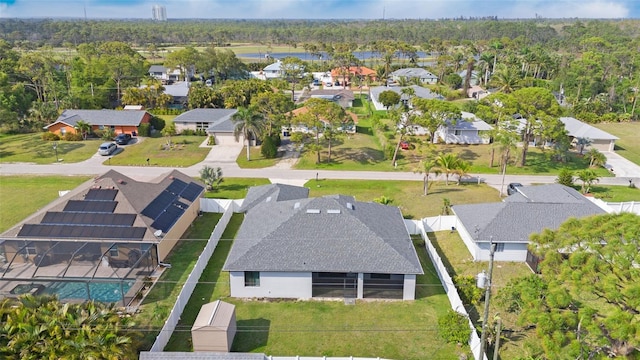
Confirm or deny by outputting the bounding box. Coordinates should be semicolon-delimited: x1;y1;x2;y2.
434;112;493;144
370;85;444;111
238;183;310;213
44;109;152;136
466;85;490;100
0;170;204;306
162;81;190;109
172;109;242;144
285;106;358;135
261;60;285;79
559;117;618;152
389;68;438;85
330;66;377;86
308;89;355;108
451;184;606;267
224;185;423;300
149;65;182;83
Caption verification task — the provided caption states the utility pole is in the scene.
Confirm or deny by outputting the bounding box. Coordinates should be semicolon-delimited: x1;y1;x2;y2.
479;238;496;358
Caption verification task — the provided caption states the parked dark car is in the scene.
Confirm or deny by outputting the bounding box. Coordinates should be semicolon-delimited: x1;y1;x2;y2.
507;182;523;195
114;133;132;145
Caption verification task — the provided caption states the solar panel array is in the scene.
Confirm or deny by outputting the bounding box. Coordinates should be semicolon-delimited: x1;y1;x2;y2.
141;179;203;233
64;200;117;213
18;224;146;239
42;212;135;227
85;188;118;201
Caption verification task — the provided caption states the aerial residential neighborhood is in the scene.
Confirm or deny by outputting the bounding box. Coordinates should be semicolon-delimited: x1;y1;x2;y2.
1;5;640;360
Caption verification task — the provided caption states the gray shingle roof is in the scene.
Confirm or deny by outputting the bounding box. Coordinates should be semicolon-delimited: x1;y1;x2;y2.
453;185;605;244
238;184;310;213
149;65;167;73
390;68;437;79
173;109;238;133
370;85;444;101
224;194;423;275
48;110;149;127
560;117;618;140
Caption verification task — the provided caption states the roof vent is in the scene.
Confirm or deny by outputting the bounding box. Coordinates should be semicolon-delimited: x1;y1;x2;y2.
154;230;163;238
327;209;341;214
306;209;321;214
117;179;125;184
346;202;354;210
294;202;300;209
266;196;272;202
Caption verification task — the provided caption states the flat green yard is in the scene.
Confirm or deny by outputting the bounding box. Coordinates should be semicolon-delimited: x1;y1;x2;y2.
0;175;91;232
0;133;104;164
593;121;640;165
165;223;465;359
428;231;533;359
306;179;501;219
236;146;280;168
205;177;272;199
106;135;209;167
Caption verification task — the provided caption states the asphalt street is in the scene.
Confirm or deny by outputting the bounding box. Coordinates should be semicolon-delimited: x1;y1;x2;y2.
1;144;638;193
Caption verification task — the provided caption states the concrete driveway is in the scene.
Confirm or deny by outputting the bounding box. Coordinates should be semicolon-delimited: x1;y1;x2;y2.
603;151;640;178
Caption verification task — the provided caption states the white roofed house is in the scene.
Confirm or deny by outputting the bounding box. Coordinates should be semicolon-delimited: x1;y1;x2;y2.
390;68;438;85
224;185;424;300
172;109;242;145
451;184;607;270
434;111;493;144
148;65;182;83
559;117;619;152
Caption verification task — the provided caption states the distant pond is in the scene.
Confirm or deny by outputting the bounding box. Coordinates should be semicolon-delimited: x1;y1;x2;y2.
238;51;433;61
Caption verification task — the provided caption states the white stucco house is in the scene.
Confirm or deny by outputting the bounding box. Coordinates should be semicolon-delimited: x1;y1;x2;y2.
172;109;242;145
149;65;182;82
370;85;444;111
389;68;438;85
451;184;607;269
559;117;618;152
224;184;424;301
434;112;493;144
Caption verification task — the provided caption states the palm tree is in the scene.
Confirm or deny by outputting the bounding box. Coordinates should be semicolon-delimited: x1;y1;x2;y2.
435;153;461;185
492;64;520;93
454;160;472;185
576;169;599;194
74;120;92;140
232;106;264;161
414;159;440;195
587;148;607;168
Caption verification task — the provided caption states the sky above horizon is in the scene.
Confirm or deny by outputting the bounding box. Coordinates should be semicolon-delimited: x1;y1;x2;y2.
0;0;637;19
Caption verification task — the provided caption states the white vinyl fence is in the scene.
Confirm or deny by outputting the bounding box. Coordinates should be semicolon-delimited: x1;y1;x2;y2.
150;199;237;352
405;217;487;360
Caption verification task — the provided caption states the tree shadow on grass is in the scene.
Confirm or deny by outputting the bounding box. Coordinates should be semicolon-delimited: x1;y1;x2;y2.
232;318;271;352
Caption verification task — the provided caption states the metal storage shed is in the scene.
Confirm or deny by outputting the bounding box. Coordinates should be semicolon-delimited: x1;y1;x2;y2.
191;300;237;352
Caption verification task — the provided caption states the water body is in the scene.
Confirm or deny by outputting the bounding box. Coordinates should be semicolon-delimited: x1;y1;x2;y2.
239;51;432;61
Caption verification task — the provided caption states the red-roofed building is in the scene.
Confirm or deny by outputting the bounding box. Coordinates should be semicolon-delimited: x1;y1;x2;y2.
330;66;377;86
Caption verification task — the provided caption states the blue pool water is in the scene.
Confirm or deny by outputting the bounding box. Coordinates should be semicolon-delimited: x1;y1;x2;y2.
44;281;134;303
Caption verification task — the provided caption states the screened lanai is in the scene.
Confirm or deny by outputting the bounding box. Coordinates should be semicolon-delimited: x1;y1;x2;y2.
0;239;157;306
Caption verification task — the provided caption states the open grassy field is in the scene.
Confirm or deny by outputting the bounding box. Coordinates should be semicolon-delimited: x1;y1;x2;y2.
428;231;534;359
236;146;281;168
593;121;640;165
305;179;501;219
0;133;104;164
164;223;464;359
0;175;91;232
106;135;209;167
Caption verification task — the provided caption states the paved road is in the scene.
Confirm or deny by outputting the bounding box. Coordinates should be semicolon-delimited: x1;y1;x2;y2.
1;144;638;192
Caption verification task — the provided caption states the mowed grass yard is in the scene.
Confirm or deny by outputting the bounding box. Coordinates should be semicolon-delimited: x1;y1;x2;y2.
428;231;534;359
106;135;210;167
0;133;104;164
593;121;640;165
164;215;465;359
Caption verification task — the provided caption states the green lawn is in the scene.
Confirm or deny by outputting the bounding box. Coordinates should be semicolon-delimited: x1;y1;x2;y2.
593;121;640;165
236;146;281;168
0;133;104;164
136;212;222;351
165;220;465;359
306;179;501;219
578;184;640;202
428;231;533;359
205;177;272;199
106;135;209;167
0;175;91;232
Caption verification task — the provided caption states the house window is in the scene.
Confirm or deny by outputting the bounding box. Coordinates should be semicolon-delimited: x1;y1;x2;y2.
60;128;67;135
495;243;505;252
454;130;462;136
98;125;105;130
196;122;209;131
109;245;119;257
244;271;260;287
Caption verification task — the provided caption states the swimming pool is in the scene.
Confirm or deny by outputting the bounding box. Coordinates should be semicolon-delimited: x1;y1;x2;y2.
44;281;134;303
